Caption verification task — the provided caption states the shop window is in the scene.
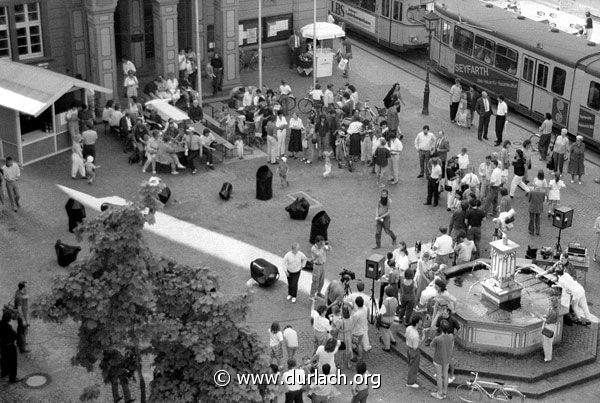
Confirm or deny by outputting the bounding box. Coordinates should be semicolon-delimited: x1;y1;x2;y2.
381;0;390;18
495;44;518;74
0;7;9;58
522;57;534;82
536;63;548;88
14;2;43;59
441;20;451;44
453;26;473;55
551;67;566;95
474;35;495;64
587;81;600;110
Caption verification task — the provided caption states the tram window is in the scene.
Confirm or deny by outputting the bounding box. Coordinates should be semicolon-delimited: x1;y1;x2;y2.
587;82;600;110
441;21;451;44
392;1;402;21
536;64;548;87
407;5;428;23
382;0;390;18
474;36;495;64
453;26;473;55
551;67;566;95
495;44;518;74
522;57;534;82
360;0;376;13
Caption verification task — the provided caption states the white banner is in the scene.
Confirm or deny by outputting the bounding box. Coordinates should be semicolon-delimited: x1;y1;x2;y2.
329;0;376;33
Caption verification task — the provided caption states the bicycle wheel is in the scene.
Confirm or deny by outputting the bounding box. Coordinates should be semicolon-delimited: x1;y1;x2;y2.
456;384;484;402
297;98;313;114
529;134;539;152
494;388;525;402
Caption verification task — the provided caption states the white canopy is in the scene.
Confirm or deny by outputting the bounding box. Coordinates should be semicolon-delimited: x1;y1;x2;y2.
145;99;189;122
300;22;345;40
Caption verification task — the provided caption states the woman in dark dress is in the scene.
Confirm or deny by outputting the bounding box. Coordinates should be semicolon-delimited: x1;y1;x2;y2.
347;116;363;160
287;112;305;158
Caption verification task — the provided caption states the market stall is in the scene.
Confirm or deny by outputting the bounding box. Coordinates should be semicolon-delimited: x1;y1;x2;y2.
298;22;345;78
0;60;111;166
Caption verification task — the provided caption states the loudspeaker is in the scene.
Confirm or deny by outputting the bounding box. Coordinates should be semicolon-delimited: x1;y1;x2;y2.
365;253;385;280
285;197;310;220
250;258;280;287
158;187;171;204
553;206;573;229
219;182;233;200
55;240;81;267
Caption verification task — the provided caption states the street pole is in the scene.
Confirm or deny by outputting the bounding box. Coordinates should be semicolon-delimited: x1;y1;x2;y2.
258;0;263;90
421;30;432;116
312;0;317;90
194;0;203;105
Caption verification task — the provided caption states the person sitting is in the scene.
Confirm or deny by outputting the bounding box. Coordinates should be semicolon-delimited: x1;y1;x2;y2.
163;119;179;142
156;76;171;100
108;104;123;133
188;99;204;123
143;77;161;100
155;132;185;175
144;106;163;130
166;73;181;104
102;100;115;128
179;77;194;107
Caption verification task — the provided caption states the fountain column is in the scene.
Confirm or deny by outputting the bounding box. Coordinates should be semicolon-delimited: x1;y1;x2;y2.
481;239;523;306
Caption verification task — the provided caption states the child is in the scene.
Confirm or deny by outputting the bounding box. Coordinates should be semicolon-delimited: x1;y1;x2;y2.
283;325;298;361
431;320;455;400
276;157;289;187
457;148;469;179
269;322;284;368
323;151;332;178
351;361;370;403
234;135;244;159
84;156;100;185
398;268;416;326
498;187;512;213
547;173;565;218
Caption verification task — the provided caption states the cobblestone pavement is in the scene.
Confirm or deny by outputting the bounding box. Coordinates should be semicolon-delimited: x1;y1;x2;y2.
1;36;600;402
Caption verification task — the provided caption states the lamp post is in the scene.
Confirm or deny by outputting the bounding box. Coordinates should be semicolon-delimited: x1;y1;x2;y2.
421;11;440;116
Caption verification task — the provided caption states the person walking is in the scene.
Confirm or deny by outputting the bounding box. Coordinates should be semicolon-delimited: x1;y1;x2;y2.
538;113;553;161
338;37;352;78
283;243;307;304
373;189;397;249
568;135;586;184
405;313;424;389
433;130;450;179
0;310;19;383
425;157;442;207
541;293;560;362
552;129;570;175
310;236;331;299
288;30;302;69
414;125;435;178
373;138;391;187
466;86;479;129
14;281;30;353
449;79;462;122
494;95;508;146
475;91;492;140
388;131;403;184
379;285;399;351
483;159;502;216
528;185;546;236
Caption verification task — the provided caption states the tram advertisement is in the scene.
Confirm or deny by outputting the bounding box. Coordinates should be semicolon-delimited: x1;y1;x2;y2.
329;0;376;33
453;54;518;102
577;108;595;138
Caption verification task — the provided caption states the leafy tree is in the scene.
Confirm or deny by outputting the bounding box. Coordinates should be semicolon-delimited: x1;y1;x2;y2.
34;178;275;402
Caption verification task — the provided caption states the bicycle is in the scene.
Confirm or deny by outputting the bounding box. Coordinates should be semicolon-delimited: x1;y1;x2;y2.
528;132;557;153
337;133;354;172
357;99;387;123
239;48;265;71
456;372;525;402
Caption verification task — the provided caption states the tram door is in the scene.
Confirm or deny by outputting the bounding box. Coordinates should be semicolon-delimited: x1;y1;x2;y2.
518;55;535;111
379;0;392;47
531;59;553;119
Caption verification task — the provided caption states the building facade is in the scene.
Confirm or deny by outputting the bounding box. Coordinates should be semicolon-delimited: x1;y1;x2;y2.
0;0;326;103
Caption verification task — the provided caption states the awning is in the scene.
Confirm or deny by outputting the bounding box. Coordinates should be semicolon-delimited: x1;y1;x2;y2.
0;59;112;117
145;99;190;122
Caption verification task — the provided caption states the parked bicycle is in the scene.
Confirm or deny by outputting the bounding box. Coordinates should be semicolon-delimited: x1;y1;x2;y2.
357;99;387;123
527;132;557;153
456;372;525;402
239;48;265;71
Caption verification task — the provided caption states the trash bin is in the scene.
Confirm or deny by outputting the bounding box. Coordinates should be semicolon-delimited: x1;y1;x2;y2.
158;186;171;204
55;240;81;267
250;258;279;287
309;210;331;244
256;165;273;201
65;198;86;233
285;197;310;220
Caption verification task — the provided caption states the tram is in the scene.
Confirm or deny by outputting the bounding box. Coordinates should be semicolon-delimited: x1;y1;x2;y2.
429;0;600;149
328;0;434;51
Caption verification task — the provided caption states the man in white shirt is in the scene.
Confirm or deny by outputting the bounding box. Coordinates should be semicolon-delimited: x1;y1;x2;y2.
311;301;332;350
405;313;424;388
478;155;493;200
351;296;370;358
425;157;443;206
1;156;21;212
388;131;403;185
433;227;454;265
282;359;306;402
556;272;592;325
178;49;187;80
121;57;136;77
242;87;254;108
279;81;293;116
484;159;502;216
309;84;324;109
323;84;335;109
200;128;216;169
283;243;307;303
449;79;462;122
414;125;435;178
494;95;508;146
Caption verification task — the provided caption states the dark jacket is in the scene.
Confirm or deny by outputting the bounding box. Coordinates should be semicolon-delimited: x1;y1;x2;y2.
528;190;545;214
475;97;492;117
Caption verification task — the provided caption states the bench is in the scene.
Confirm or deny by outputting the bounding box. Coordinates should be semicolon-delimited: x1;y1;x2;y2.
209;101;227;119
193;121;234;160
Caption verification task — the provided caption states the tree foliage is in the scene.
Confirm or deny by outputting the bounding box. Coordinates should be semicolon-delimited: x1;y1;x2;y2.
33;178;274;402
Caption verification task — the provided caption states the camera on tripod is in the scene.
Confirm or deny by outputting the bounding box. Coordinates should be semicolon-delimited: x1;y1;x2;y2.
339;268;356;282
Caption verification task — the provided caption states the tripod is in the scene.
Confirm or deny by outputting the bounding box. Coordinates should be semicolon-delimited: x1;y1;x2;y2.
369;278;377;324
555;227;564;253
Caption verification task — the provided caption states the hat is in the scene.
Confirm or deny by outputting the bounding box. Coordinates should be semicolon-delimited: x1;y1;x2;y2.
86;156;94;163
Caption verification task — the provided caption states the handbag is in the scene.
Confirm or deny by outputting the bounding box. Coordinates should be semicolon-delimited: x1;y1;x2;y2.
444;184;453;192
337;58;348;70
541;323;554;338
303;260;314;271
338;341;346;350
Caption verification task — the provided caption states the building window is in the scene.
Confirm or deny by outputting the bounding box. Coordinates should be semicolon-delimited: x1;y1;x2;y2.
522;57;534;82
453;26;473;55
536;63;548;88
587;81;600;110
0;7;9;58
495;44;518;74
14;2;43;59
551;67;566;95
